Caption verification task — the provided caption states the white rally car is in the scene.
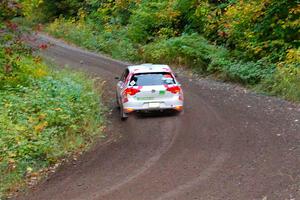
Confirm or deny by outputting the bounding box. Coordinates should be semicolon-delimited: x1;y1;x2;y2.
116;64;184;120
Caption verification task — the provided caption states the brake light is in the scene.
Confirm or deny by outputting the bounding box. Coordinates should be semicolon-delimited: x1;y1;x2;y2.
167;86;181;94
124;88;140;96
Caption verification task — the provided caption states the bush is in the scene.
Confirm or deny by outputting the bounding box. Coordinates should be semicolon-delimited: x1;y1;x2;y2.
0;68;104;197
44;6;300;101
207;0;299;61
127;1;180;43
142;33;274;84
0;0;21;21
0;20;104;198
262;48;300;101
46;17;140;61
0;55;48;88
142;34;220;73
0;20;37;88
219;59;275;85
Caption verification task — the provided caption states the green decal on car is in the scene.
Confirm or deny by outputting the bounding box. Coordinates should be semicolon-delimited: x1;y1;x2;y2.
159;90;165;95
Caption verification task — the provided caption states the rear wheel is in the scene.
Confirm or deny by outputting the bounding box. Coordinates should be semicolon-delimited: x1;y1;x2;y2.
120;106;128;121
116;92;120;109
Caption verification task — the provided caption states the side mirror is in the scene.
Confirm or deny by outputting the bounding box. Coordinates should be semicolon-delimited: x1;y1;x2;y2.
115;77;120;80
174;73;178;77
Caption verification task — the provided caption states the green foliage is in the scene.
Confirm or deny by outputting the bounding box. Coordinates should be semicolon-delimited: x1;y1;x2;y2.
143;33;274;84
40;0;299;101
206;0;300;61
23;0;299;62
127;1;180;43
219;59;275;85
0;19;104;198
0;55;48;88
21;0;87;22
173;0;211;33
0;69;103;197
0;0;22;20
47;17;140;61
143;34;217;73
262;48;300;101
0;21;39;88
86;0;137;26
21;0;44;20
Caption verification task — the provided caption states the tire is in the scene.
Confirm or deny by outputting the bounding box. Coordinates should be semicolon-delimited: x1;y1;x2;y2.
116;92;120;109
120;106;128;121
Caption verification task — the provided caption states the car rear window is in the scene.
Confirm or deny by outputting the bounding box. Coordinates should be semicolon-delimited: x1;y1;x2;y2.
129;72;175;86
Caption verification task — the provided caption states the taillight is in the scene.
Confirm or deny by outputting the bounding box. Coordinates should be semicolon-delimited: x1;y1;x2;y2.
167;86;181;94
124;88;140;96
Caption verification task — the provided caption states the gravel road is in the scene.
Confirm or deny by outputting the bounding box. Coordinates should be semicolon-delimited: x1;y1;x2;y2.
15;34;300;200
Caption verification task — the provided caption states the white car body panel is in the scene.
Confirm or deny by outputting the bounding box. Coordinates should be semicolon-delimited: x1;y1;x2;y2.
116;64;184;118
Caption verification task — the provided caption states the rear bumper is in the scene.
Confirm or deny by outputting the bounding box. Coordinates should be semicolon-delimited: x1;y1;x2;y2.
123;98;183;113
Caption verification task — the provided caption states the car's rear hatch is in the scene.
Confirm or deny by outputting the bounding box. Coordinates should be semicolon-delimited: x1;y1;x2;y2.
133;85;177;101
128;72;180;102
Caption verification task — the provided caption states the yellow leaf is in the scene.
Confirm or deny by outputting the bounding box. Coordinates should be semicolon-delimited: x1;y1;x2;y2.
34;121;48;132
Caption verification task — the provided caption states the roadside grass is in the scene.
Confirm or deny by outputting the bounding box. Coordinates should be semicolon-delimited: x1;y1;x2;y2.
45;18;300;102
0;59;105;198
47;18;140;61
0;20;105;199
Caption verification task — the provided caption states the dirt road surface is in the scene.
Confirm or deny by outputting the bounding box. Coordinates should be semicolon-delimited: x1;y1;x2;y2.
15;34;300;200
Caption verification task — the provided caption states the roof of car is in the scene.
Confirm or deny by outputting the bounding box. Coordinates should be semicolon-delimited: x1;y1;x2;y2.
127;64;172;73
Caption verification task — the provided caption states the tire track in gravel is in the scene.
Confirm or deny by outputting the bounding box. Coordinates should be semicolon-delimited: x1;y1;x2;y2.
14;34;300;200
